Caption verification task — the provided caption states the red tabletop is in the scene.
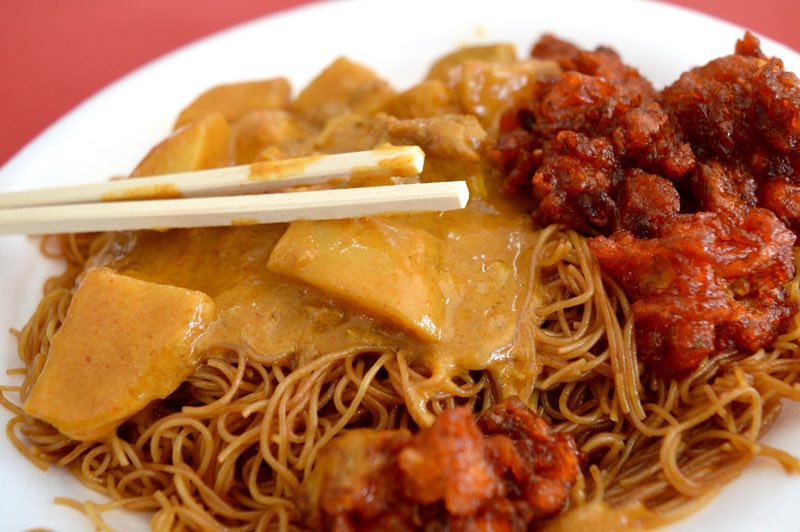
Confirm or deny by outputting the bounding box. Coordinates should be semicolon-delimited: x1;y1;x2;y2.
0;0;797;167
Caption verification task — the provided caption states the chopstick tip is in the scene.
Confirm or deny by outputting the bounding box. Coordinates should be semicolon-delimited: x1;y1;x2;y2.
455;181;470;208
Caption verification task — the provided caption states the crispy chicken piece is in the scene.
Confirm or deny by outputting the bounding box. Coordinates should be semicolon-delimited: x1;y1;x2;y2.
687;160;757;221
478;397;581;520
531;131;621;232
661;54;761;161
296;398;580;531
297;429;414;530
589;209;796;376
759;179;800;231
498;33;800;377
398;407;501;515
618;169;680;238
735;30;767;58
535;72;625;138
528;34;584;72
611;103;695;179
494;35;694;232
661;33;800;225
531;34;657;106
662;34;800;167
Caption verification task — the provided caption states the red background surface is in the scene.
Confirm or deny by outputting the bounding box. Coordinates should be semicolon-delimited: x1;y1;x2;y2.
0;0;797;167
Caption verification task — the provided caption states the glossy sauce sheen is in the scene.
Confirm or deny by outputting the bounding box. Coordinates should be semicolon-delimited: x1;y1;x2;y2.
92;187;537;396
85;43;557;408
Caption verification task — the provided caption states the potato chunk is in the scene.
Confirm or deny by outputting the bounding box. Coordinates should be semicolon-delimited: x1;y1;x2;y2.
175;78;291;128
23;268;217;442
426;43;518;82
267;218;444;342
313;114;389;154
293;58;395;124
131;113;230;177
450;59;561;133
383;81;457;119
231;109;314;164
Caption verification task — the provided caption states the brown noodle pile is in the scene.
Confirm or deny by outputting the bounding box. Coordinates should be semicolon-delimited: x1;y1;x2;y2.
4;221;800;529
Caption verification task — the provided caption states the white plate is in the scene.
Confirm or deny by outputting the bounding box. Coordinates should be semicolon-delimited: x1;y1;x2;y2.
2;0;800;530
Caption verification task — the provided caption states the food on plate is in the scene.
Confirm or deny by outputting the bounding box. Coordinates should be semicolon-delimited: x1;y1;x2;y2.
267;217;446;342
496;32;799;377
174;78;291;128
131;113;231;178
297;397;579;530
4;31;800;531
22;267;217;442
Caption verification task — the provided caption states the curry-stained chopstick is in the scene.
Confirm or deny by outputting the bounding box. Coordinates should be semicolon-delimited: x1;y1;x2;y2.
0;146;425;209
0;181;469;235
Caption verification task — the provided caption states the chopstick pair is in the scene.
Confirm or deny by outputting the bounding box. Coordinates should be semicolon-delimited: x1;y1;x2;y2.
0;146;469;235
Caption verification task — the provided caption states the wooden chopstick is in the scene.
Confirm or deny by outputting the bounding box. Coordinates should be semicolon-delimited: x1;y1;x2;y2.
0;182;470;235
0;146;424;209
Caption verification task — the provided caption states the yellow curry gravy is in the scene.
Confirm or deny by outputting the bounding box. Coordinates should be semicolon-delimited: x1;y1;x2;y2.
90;176;537;426
83;44;559;427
